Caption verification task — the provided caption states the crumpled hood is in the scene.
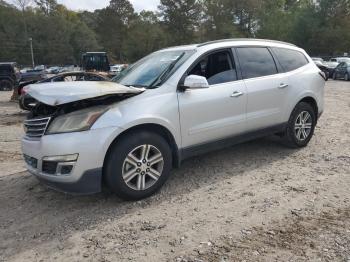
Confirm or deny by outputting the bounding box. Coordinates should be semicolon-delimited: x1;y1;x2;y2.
26;81;145;106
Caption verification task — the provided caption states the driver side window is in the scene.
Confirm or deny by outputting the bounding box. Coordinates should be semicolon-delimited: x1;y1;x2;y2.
188;50;237;85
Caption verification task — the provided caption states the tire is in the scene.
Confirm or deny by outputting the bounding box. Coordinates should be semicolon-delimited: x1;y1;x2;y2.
332;72;337;80
0;79;13;91
345;73;349;81
282;102;316;148
104;130;172;200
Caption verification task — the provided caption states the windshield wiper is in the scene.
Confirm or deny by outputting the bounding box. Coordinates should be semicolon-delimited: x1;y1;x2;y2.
125;84;148;88
149;52;185;88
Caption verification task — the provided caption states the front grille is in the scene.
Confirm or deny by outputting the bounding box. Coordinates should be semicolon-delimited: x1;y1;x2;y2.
24;117;50;138
42;161;58;175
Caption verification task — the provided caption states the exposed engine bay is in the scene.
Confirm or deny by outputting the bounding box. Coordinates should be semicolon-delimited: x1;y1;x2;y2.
24;81;145;121
28;93;138;120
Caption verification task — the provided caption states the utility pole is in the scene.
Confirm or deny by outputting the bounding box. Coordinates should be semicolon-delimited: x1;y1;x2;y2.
29;37;35;68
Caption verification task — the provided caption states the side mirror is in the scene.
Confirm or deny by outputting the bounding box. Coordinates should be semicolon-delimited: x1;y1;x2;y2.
183;75;209;90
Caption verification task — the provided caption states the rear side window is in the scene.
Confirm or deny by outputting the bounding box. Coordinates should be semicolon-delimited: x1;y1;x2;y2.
236;47;278;79
273;47;309;72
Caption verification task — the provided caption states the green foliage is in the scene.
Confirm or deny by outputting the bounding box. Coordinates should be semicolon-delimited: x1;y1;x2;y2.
1;0;350;66
158;0;202;45
123;11;168;62
95;0;135;62
0;1;99;65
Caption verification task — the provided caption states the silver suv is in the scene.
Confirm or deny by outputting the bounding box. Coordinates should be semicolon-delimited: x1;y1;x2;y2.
22;39;325;200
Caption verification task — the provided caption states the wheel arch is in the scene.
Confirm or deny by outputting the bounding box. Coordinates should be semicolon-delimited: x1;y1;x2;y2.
298;96;319;121
103;123;181;172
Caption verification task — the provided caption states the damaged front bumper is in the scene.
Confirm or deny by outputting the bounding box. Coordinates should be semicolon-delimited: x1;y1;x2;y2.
21;126;121;195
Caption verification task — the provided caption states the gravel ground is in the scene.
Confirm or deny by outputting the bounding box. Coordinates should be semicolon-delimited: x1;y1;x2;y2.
0;81;349;262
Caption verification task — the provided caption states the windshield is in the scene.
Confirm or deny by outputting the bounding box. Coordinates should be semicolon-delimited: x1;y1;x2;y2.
113;50;195;88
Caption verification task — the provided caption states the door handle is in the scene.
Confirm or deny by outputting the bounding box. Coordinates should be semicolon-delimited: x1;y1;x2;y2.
231;91;244;98
278;83;289;89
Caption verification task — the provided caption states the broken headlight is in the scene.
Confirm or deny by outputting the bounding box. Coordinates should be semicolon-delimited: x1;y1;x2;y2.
46;106;108;135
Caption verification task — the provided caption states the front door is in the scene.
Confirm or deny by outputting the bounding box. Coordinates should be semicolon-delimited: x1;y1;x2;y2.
178;49;247;148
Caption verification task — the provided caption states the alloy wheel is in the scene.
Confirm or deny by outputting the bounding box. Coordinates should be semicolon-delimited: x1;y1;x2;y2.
294;111;313;141
122;144;164;191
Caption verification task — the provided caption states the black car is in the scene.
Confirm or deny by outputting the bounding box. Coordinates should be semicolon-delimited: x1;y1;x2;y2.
20;69;47;83
19;71;110;110
0;62;21;91
333;62;350;81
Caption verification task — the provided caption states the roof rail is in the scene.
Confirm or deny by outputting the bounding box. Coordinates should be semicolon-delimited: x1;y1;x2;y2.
197;38;296;47
159;44;197;51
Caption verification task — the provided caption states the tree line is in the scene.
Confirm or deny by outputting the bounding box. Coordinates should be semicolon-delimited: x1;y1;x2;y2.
1;0;350;66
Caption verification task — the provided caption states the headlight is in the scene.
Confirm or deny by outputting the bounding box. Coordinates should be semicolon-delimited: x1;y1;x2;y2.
46;106;108;135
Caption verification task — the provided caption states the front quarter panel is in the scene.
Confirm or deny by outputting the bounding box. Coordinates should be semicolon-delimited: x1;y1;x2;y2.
92;88;181;147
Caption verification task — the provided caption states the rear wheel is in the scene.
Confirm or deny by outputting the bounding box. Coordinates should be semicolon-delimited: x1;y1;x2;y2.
283;102;316;148
0;79;13;91
104;131;172;200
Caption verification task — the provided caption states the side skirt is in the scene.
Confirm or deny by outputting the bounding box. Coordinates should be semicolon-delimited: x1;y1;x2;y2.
179;123;287;162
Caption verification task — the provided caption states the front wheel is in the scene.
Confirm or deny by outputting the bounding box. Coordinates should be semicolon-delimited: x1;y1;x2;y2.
104;131;172;200
345;73;349;81
283;102;316;148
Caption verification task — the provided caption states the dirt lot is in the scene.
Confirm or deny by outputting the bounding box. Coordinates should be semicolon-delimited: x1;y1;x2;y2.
0;81;349;262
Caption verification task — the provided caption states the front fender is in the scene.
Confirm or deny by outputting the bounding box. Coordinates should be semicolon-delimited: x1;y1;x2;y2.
92;92;182;147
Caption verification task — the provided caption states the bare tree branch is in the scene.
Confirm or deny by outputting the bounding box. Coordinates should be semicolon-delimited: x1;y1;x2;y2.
12;0;32;11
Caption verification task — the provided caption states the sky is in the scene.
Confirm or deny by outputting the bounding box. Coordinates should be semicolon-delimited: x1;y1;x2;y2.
5;0;160;12
56;0;160;12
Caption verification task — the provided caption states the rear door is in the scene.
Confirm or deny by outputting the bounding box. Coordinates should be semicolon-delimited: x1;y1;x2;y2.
236;47;288;131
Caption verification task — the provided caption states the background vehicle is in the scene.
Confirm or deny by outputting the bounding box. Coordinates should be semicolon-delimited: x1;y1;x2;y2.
312;57;330;80
82;52;110;72
312;57;324;63
110;64;128;75
46;66;61;74
58;65;79;73
20;67;32;74
330;57;350;63
34;65;46;71
19;71;109;110
333;62;350;81
20;69;47;82
0;62;20;91
21;39;325;200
